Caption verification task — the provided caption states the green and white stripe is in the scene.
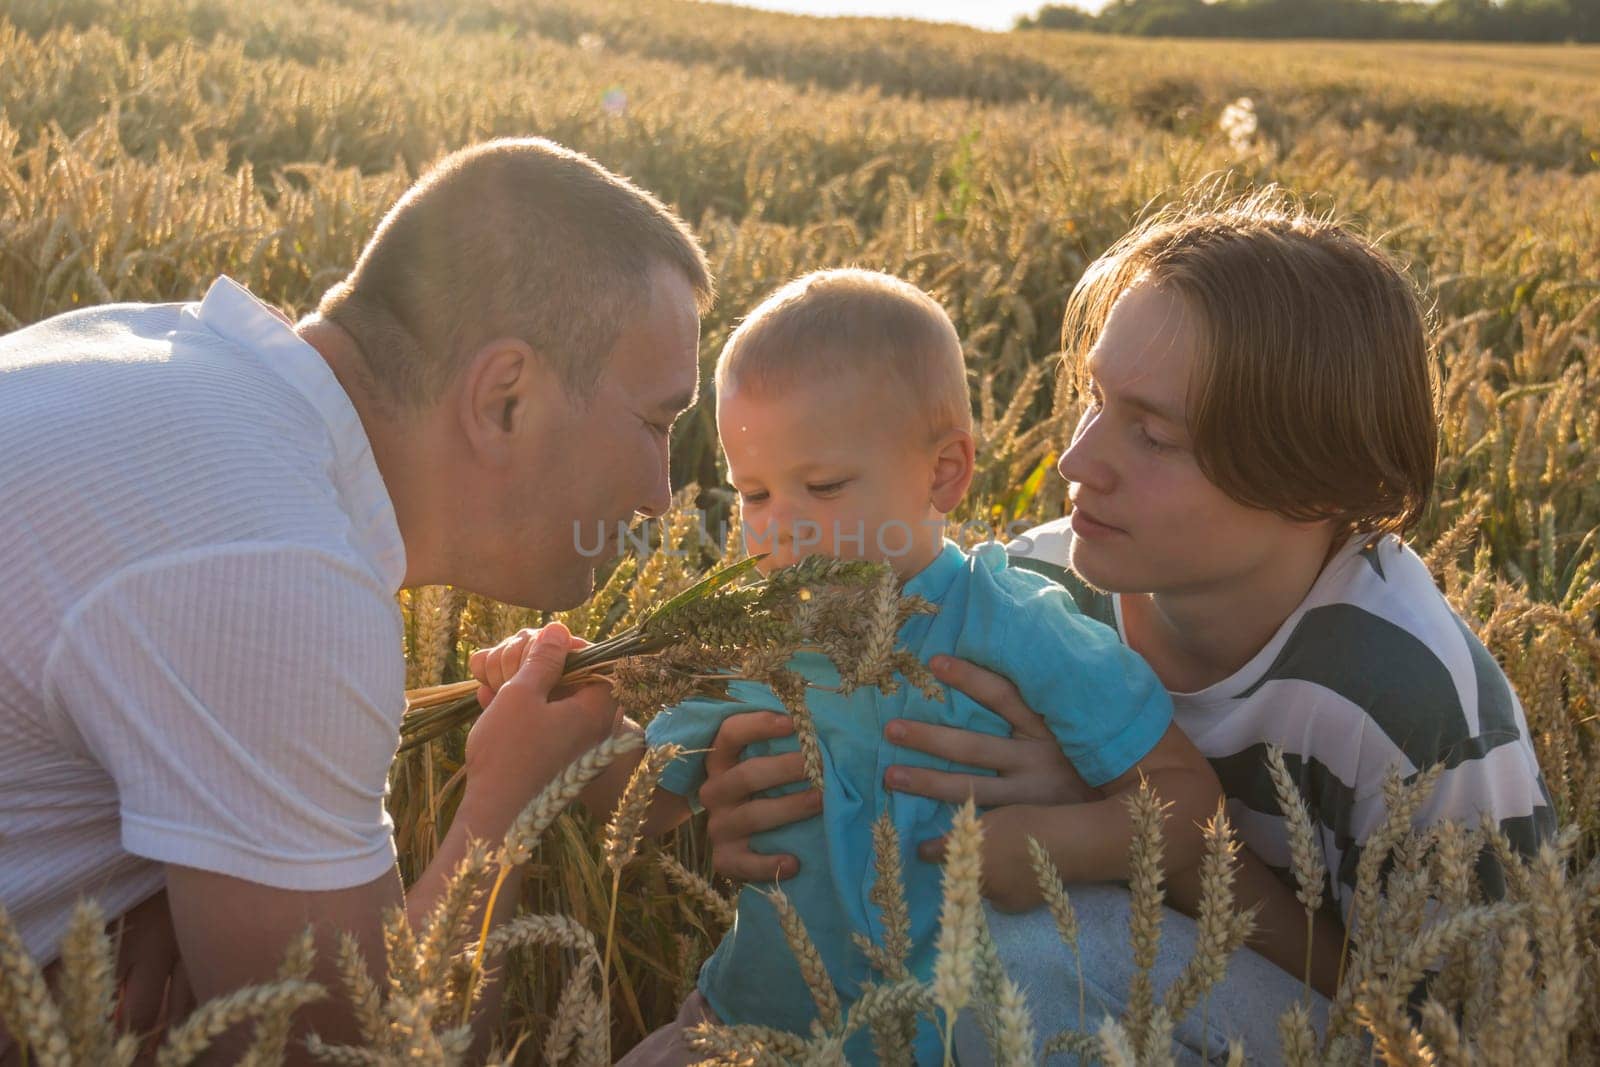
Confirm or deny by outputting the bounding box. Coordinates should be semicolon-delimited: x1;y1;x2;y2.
1008;517;1557;919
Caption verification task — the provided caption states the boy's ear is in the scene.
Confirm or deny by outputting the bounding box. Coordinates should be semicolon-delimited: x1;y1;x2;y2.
929;428;976;514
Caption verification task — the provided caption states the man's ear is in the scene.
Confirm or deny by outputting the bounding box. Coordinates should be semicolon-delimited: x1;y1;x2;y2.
929;427;976;514
457;337;539;466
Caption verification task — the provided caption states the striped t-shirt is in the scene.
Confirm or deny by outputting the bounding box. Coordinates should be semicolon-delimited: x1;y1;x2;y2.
1007;517;1556;919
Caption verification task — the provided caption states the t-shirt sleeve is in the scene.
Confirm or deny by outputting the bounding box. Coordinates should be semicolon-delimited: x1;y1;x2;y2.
44;545;407;890
976;570;1173;788
644;680;777;804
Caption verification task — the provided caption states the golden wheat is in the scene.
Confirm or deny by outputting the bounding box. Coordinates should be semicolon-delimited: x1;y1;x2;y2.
2;0;1598;1059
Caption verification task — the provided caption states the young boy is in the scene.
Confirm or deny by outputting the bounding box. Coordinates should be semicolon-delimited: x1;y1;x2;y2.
586;269;1223;1064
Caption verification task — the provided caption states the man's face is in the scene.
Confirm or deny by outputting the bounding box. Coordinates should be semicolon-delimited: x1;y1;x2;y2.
490;261;701;608
1056;279;1308;597
717;376;941;578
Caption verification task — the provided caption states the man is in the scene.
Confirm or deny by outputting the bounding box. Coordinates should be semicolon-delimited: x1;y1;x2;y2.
0;137;711;1061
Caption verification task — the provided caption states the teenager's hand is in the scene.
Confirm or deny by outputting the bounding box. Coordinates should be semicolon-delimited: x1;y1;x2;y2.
883;655;1095;807
941;804;1055;913
463;623;621;823
700;712;822;883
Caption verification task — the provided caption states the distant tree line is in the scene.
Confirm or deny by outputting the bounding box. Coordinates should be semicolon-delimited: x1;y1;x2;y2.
1016;0;1599;42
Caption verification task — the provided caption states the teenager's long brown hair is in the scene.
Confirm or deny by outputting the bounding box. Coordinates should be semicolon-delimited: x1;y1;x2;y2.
1062;188;1439;539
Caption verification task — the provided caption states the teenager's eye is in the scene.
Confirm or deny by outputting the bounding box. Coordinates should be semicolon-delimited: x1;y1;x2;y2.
738;489;769;505
1139;426;1177;453
808;480;849;497
644;418;673;438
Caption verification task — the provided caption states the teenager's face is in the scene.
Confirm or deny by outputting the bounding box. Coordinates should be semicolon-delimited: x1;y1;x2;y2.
1056;280;1311;597
717;377;947;579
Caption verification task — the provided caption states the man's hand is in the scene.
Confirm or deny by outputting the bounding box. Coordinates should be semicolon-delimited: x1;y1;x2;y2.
468;623;586;707
884;655;1094;807
462;622;622;832
700;712;822;883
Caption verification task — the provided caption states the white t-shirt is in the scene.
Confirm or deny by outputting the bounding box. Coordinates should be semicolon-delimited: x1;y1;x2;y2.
1008;518;1555;920
0;278;409;963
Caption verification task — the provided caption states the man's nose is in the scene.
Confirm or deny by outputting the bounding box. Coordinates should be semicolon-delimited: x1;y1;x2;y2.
636;440;673;520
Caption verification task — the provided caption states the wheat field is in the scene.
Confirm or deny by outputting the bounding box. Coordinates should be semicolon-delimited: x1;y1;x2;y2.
1;0;1598;1062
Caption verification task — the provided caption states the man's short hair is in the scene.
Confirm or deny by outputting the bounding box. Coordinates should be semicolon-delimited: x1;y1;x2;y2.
318;138;713;407
1063;188;1438;538
715;269;971;440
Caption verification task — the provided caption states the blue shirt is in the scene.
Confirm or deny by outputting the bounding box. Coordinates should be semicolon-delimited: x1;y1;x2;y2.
644;540;1173;1062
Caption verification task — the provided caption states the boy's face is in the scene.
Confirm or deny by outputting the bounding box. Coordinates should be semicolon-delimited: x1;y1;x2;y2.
1056;280;1324;597
717;376;947;578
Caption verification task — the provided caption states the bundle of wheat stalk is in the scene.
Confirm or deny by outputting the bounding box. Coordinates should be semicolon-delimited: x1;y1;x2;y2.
401;553;943;789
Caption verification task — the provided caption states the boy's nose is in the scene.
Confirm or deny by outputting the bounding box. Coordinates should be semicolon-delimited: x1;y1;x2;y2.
740;518;780;556
765;499;808;541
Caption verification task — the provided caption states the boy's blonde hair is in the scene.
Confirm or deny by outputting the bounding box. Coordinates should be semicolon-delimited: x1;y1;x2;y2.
1063;188;1438;538
715;269;971;440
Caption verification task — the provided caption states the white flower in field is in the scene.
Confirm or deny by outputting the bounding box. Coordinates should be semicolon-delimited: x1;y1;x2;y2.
578;32;605;53
1220;97;1257;134
1219;96;1258;154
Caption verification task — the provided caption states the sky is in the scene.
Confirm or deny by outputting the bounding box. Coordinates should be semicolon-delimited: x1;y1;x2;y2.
710;0;1099;34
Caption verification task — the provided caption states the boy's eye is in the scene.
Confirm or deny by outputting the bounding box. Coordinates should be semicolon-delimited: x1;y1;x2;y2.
739;490;769;504
808;480;849;496
645;418;673;437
